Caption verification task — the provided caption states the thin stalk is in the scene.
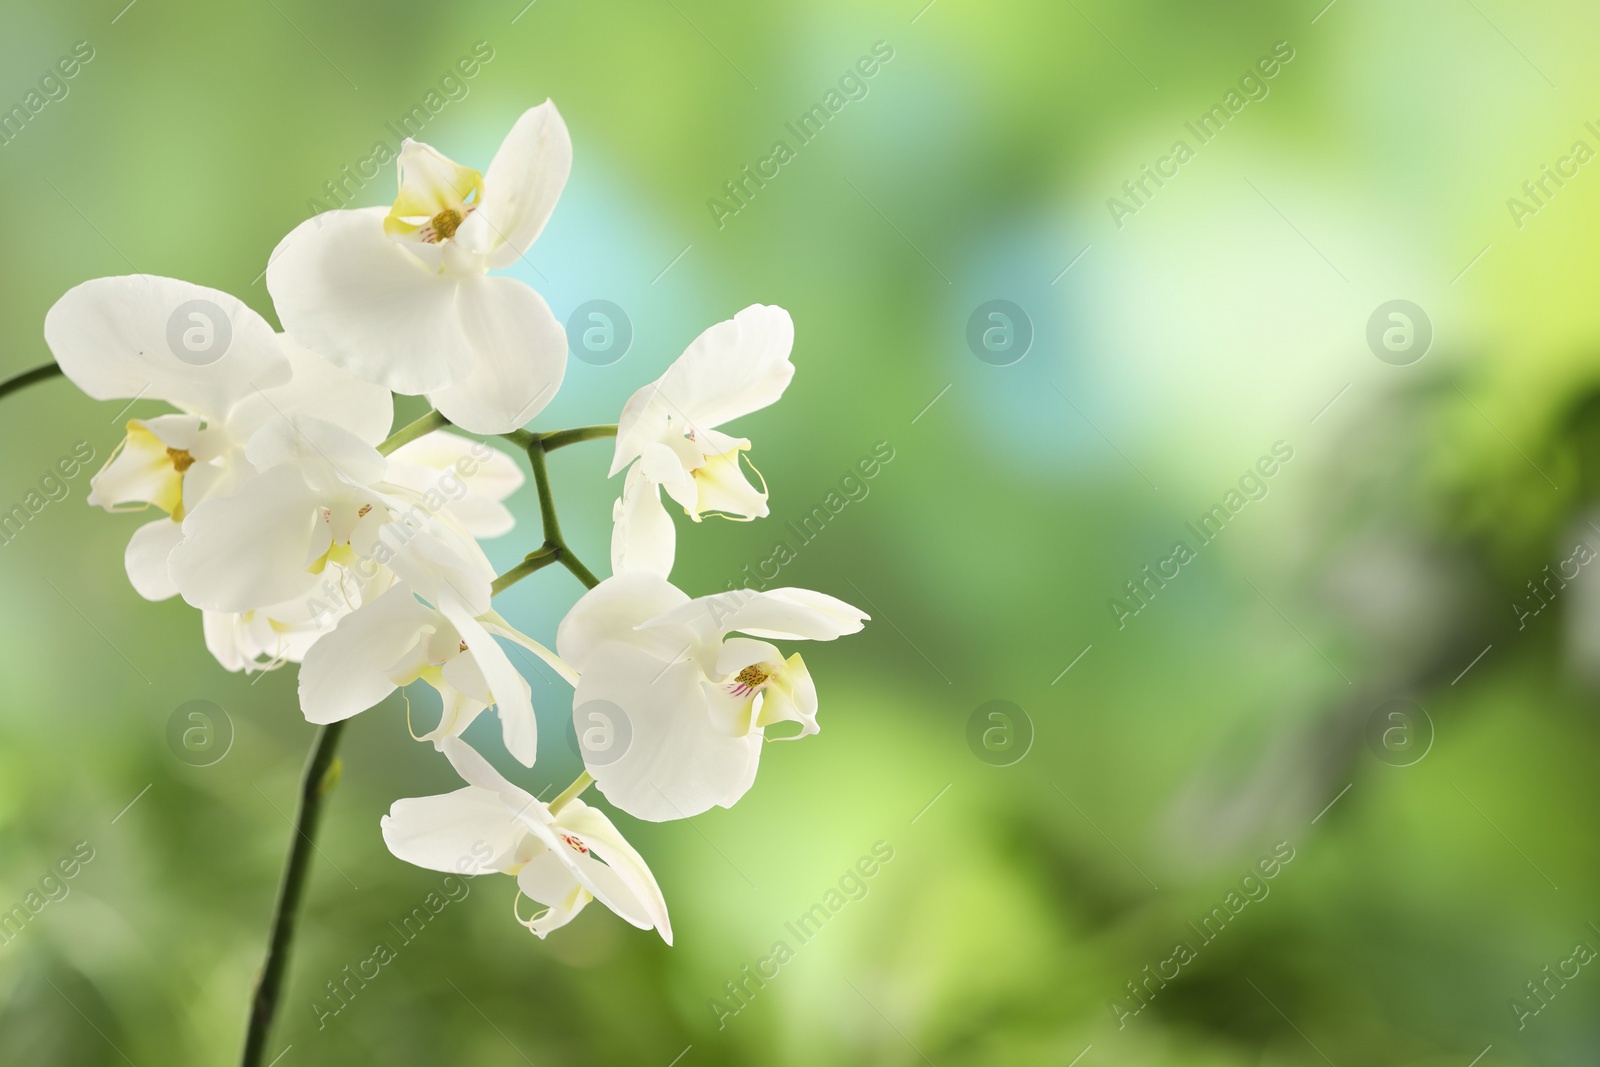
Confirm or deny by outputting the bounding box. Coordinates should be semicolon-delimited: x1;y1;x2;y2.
548;772;594;815
558;550;601;590
240;721;348;1066
377;409;451;455
499;429;537;450
490;546;562;595
540;424;617;452
522;439;602;591
0;363;63;403
527;441;565;544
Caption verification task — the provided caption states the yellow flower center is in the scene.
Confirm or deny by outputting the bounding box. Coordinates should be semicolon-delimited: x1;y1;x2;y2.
167;447;196;473
431;209;464;241
382;141;484;246
727;662;773;701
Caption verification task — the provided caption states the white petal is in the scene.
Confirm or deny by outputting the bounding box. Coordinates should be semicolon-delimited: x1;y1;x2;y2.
755;652;819;739
44;275;290;416
382;786;523;875
576;642;762;822
654;304;795;429
123;518;184;601
645;586;869;643
439;735;530;801
693;448;768;520
445;604;538;767
483;612;579;687
558;800;673;943
169;465;322;612
458;100;572;269
266;208;473;395
87;416;200;515
227;338;394;448
385;433;524;538
734;587;870;639
298;585;434;724
555;572;691;673
426;683;489;745
640;441;698;515
515;857;589;937
714;637;784;678
203;611;248;672
565;851;653;932
511;814;653;937
382;517;495;618
176;439;243;516
426;277;567;434
135;412;205;451
205;604;334;674
244;415;388;490
610;465;676;578
515;848;583;908
610;381;662;476
385;140;482;234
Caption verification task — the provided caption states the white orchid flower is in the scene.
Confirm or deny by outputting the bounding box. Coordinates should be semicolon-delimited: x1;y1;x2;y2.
167;416;559;761
267;102;572;434
555;572;867;822
298;581;573;767
201;431;520;676
42;275;391;601
202;569;377;674
382;737;672;943
169;416;489;616
609;304;795;577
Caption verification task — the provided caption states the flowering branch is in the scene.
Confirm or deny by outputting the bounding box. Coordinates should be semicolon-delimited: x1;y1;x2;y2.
241;720;347;1067
23;97;863;1065
0;362;63;403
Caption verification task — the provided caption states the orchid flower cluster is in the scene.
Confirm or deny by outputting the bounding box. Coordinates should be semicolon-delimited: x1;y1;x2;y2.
41;101;867;946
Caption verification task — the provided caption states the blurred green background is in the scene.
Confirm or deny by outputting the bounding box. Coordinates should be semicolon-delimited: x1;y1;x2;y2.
5;0;1600;1063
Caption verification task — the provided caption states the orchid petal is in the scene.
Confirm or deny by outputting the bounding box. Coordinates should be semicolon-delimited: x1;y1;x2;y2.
45;275;290;416
267;207;473;395
382;786;523;876
425;276;566;434
456;100;572;268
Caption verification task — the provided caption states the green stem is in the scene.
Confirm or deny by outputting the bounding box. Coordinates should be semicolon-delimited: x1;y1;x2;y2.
0;363;63;403
240;720;348;1067
499;429;537;450
490;546;561;595
557;549;601;590
377;410;451;455
527;440;566;544
491;438;603;596
548;772;595;815
541;424;617;452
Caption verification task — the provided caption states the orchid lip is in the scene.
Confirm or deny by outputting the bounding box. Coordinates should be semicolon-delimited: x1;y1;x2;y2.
418;205;475;244
726;662;773;699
